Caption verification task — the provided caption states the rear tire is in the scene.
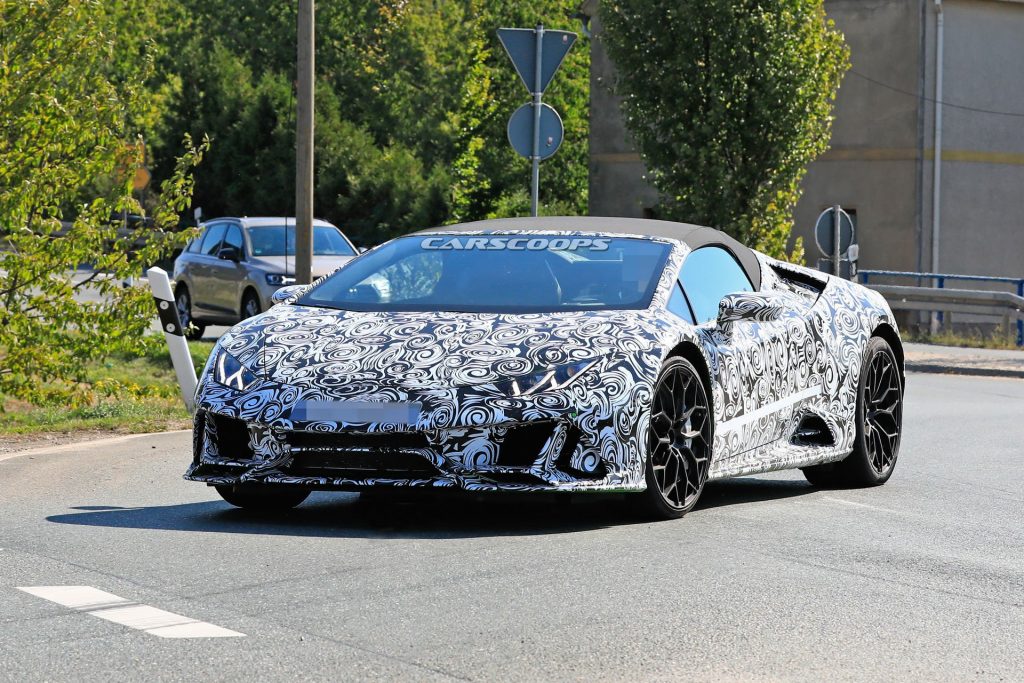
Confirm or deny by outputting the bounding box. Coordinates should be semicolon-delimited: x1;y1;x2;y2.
215;484;309;511
636;357;713;520
802;336;903;488
175;286;206;340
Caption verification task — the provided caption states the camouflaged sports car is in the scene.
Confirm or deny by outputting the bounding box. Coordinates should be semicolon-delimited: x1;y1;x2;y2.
186;217;905;519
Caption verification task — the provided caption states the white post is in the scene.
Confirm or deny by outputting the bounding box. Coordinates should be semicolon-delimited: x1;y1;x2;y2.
931;0;944;334
147;267;198;413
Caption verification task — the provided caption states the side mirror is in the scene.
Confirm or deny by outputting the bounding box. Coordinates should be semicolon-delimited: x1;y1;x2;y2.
217;246;241;262
270;284;309;305
717;291;788;327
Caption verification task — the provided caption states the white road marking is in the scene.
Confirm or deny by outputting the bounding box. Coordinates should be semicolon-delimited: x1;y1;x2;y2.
718;385;823;432
17;586;244;638
822;496;900;514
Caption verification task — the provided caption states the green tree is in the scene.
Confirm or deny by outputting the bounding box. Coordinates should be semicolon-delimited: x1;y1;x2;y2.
600;0;848;258
150;0;589;245
0;0;206;405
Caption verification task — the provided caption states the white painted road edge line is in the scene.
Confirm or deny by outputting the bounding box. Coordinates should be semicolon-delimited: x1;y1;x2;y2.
17;586;244;638
0;430;191;464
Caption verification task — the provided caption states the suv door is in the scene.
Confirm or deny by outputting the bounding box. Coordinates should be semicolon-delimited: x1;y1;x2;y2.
191;222;227;316
206;223;247;317
680;246;807;459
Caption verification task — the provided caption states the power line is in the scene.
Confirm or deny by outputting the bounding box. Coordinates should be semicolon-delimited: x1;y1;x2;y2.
848;68;1024;119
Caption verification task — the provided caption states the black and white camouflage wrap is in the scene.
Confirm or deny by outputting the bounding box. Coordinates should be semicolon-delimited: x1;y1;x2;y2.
185;229;901;493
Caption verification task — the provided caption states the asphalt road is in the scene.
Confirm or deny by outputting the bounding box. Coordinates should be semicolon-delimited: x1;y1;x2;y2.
2;372;1022;682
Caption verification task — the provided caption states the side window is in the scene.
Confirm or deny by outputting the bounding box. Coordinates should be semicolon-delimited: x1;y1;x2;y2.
679;246;754;323
666;281;694;324
200;223;227;257
223;225;244;258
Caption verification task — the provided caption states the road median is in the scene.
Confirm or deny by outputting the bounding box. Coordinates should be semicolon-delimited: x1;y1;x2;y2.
904;342;1024;379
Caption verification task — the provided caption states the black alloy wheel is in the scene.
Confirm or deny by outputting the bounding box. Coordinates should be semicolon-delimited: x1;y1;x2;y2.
862;342;903;475
802;336;903;487
176;286;205;340
639;357;712;519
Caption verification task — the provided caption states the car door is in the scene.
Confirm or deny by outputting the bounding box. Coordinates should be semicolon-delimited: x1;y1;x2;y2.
191;222;227;316
207;223;247;317
680;246;807;459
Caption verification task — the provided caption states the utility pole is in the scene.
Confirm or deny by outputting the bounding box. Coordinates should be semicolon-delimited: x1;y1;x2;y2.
295;0;315;284
930;0;944;334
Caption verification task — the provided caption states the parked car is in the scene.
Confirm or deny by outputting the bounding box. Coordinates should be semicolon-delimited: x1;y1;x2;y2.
186;216;905;519
172;217;357;339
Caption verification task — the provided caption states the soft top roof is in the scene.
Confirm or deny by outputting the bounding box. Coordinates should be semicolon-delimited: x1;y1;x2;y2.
416;216;761;290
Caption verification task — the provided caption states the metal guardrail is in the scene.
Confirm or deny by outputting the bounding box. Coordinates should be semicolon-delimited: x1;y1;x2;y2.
859;270;1024;346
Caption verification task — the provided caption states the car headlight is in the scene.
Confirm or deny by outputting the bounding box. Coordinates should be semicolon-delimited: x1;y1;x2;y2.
214;351;258;391
266;273;296;286
498;358;600;397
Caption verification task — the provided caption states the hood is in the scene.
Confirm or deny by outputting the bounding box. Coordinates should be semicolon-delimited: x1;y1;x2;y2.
250;255;353;279
218;305;662;395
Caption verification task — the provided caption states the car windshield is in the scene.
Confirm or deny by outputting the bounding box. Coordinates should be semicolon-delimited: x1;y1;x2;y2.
248;225;355;257
297;234;671;313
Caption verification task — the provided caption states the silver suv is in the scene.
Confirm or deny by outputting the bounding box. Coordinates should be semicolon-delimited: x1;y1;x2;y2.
172;216;357;339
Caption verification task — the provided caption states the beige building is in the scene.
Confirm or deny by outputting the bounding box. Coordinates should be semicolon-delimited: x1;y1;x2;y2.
585;0;1024;280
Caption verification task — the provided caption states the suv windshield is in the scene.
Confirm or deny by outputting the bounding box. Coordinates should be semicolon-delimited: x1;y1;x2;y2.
297;234;671;313
248;225;355;257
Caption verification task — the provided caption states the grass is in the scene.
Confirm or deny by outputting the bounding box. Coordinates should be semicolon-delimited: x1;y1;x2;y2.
0;341;215;438
905;328;1022;351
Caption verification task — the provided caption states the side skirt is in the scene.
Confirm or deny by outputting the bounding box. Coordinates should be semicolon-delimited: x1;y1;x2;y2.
708;440;851;480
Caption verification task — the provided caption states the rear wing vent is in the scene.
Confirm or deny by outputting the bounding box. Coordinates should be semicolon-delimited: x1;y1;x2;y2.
771;263;826;296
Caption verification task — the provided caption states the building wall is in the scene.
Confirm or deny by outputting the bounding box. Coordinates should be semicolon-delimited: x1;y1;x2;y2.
588;11;658;218
921;0;1024;279
792;0;923;272
588;0;1024;279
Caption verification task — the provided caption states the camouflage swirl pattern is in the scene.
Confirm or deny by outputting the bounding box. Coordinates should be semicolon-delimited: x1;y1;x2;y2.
184;220;902;496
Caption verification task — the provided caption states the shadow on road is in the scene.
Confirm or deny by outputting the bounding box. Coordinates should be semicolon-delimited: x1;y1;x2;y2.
47;476;815;539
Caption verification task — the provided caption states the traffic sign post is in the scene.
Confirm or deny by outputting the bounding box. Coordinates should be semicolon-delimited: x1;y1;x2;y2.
497;25;576;217
814;206;857;279
507;103;562;159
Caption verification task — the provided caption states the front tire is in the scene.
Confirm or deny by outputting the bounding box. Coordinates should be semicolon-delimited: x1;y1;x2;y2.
802;336;903;487
215;484;309;511
241;290;262;319
637;357;713;520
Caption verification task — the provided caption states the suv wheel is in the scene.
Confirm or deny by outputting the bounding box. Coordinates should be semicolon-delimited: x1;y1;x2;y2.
176;286;206;340
241;290;262;319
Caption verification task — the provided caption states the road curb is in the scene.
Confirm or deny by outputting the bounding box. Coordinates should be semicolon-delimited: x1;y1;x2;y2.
905;361;1024;380
0;429;190;464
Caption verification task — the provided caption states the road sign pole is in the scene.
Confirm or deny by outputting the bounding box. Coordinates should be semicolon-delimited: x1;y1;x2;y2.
295;0;315;284
497;25;575;212
530;24;544;218
832;204;841;277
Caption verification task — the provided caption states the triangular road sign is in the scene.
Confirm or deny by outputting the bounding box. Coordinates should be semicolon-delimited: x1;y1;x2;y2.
497;27;577;95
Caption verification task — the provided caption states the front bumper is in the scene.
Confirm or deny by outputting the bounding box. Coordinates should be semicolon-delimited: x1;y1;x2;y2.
185;406;637;492
187;344;664;492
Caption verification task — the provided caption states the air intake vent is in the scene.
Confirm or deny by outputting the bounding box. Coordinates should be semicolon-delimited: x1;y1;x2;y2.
791;414;834;447
210;413;254;460
497;421;558;468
